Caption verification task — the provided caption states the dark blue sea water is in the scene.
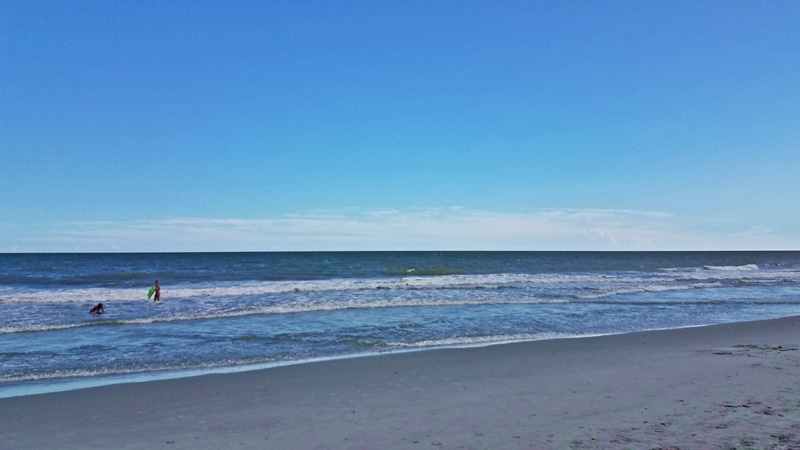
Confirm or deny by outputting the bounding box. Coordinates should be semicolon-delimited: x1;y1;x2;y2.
2;251;799;397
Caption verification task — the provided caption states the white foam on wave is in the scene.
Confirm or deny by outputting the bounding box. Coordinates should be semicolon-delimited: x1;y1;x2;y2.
0;354;281;386
703;264;760;271
0;322;94;335
0;296;569;335
574;282;723;299
0;273;584;304
0;287;155;304
3;265;794;307
388;332;599;349
662;265;800;284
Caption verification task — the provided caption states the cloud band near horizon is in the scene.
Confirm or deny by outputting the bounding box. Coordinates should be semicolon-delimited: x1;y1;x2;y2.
1;208;794;253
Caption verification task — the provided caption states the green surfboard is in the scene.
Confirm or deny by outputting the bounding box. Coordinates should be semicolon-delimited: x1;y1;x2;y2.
147;286;156;299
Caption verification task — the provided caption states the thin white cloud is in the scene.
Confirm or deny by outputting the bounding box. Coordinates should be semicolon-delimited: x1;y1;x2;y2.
2;208;797;252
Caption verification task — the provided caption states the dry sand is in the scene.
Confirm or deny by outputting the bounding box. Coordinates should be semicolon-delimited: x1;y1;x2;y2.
3;316;800;449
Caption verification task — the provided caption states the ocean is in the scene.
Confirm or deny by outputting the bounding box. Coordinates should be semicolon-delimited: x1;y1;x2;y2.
2;251;799;397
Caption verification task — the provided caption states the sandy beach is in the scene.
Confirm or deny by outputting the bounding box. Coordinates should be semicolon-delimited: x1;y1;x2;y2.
3;317;800;449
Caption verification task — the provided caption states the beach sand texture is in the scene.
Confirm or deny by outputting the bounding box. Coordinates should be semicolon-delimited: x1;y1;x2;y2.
3;316;800;449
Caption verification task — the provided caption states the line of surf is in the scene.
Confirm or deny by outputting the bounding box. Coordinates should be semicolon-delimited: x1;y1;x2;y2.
0;297;570;335
4;268;793;305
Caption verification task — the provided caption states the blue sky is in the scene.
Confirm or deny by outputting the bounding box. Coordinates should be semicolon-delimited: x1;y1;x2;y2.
2;1;799;252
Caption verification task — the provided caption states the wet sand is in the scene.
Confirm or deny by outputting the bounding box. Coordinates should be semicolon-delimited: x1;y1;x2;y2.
3;316;800;449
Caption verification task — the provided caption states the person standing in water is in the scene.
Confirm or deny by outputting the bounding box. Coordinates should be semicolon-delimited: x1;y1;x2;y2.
153;280;161;301
89;303;105;314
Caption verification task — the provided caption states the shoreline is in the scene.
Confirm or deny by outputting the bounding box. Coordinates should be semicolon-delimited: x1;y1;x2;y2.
0;325;713;400
3;316;800;448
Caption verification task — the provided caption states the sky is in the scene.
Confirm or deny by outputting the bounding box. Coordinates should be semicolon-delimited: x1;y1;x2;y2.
2;1;799;252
